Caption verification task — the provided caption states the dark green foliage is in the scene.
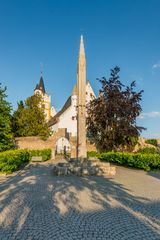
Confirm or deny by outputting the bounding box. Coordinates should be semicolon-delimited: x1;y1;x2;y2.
11;94;51;140
11;100;24;137
0;83;14;152
87;151;100;158
99;152;160;171
29;149;51;161
145;139;158;146
138;147;159;154
0;150;29;173
0;148;52;173
87;67;145;152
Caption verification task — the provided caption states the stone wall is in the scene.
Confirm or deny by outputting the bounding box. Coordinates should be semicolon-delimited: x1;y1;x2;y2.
15;128;97;159
15;128;70;159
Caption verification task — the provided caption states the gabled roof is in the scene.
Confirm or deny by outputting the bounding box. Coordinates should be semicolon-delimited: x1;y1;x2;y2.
48;96;72;126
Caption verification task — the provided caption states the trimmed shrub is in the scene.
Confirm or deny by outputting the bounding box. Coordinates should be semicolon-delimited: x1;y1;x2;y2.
99;152;160;171
29;149;51;161
145;139;158;146
0;149;29;173
138;147;158;154
87;151;100;158
0;148;52;173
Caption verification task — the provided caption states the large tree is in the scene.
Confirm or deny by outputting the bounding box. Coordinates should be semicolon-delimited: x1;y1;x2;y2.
87;66;145;151
0;83;14;151
11;100;24;137
12;94;51;139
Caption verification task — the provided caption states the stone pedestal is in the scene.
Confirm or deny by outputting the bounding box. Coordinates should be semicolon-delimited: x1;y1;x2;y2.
52;159;116;176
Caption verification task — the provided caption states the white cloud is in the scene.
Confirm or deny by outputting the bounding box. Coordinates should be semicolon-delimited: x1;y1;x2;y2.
138;111;160;119
152;62;160;69
138;115;145;119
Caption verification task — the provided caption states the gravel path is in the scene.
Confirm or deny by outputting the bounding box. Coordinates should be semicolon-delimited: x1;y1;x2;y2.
0;161;160;240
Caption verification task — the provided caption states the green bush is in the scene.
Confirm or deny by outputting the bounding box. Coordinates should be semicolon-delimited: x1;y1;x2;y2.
0;149;29;173
0;148;52;173
99;152;160;171
87;151;100;158
29;149;51;161
145;139;158;146
138;147;158;154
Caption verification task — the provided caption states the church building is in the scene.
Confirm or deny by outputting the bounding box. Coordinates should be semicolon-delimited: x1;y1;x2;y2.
33;36;95;155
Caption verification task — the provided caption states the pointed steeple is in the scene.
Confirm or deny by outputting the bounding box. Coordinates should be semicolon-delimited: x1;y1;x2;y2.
34;74;46;94
79;35;85;57
39;76;46;94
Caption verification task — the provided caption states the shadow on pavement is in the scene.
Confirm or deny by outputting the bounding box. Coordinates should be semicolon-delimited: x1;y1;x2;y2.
0;162;160;240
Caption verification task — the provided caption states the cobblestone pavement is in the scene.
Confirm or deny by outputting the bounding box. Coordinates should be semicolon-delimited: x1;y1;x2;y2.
0;161;160;240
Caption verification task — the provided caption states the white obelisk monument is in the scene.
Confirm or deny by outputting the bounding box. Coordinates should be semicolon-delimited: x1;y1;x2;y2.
77;35;87;159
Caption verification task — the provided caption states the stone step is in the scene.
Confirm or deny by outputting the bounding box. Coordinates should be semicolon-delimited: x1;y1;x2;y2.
100;162;110;167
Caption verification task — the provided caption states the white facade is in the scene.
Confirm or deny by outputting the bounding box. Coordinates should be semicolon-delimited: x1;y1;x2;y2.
50;81;95;136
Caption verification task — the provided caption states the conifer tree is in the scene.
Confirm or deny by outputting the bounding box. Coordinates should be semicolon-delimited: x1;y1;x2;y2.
11;100;24;137
0;83;14;151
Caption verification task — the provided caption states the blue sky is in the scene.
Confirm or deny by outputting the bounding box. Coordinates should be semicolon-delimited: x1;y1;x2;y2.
0;0;160;138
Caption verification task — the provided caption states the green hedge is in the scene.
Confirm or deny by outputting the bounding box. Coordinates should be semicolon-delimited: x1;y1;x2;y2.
99;152;160;171
29;149;51;161
0;150;29;173
87;151;100;158
138;147;159;154
145;139;158;146
0;149;52;173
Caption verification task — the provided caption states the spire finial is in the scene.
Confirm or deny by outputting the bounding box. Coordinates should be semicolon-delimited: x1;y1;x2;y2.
40;62;43;76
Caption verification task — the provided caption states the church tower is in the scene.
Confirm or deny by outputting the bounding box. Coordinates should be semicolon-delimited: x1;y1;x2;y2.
34;73;56;121
77;35;87;159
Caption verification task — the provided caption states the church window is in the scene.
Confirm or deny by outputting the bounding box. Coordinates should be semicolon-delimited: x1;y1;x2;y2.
72;116;74;120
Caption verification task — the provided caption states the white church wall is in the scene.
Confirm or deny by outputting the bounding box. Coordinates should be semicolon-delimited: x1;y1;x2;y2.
49;83;96;137
58;96;77;136
51;122;59;133
86;82;95;103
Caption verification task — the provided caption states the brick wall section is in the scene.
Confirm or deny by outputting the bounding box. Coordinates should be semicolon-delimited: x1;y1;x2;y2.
15;136;55;158
15;136;53;150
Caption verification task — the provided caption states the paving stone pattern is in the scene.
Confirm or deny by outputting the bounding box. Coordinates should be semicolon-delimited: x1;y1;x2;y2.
0;161;160;240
